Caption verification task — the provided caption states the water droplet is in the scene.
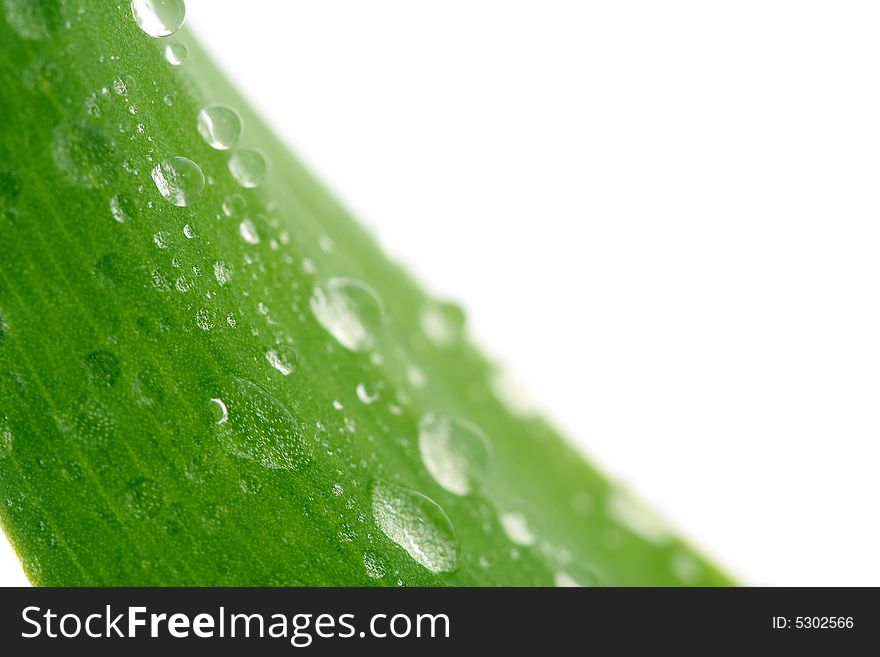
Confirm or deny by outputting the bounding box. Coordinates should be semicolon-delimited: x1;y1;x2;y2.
607;488;671;544
371;482;458;574
151;156;204;207
164;41;187;65
238;218;260;245
309;278;384;351
228;149;266;188
195;308;213;331
183;223;195;239
133;367;164;406
356;383;379;405
153;231;169;249
363;551;385;579
418;414;491;496
197;105;242;151
175;275;192;293
265;345;297;376
52;121;117;189
109;193;137;223
406;364;426;388
124;477;163;519
213;260;233;286
130;0;186;38
420;301;465;347
554;568;599;587
84;350;121;387
670;552;702;584
210;397;228;424
56;398;115;445
0;314;7;347
0;425;13;459
222;194;245;217
500;511;536;546
213;377;308;470
4;0;61;40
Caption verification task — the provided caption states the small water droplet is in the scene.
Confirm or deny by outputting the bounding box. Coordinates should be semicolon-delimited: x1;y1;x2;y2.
133;367;164;405
607;488;671;544
183;223;195;239
226;313;237;328
175;274;192;293
406;364;426;388
152;232;169;251
151;156;205;207
222;194;245;217
420;301;465;347
4;0;61;40
266;345;297;376
371;482;458;574
0;314;8;347
213;377;308;470
109;193;137;223
197;105;242;151
228;149;266;188
500;511;536;546
356;383;379;405
56;398;115;445
309;278;384;351
0;424;13;459
131;0;186;38
84;350;121;387
238;218;260;245
125;477;163;519
363;551;386;579
164;41;187;65
52;121;117;189
210;397;228;424
418;414;491;496
195;308;213;331
213;260;233;286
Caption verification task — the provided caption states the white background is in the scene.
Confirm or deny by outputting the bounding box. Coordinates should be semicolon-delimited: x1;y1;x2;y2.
3;1;880;586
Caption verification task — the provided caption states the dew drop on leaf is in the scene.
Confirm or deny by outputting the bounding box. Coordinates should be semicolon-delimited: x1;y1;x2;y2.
56;398;115;445
418;414;491;496
222;193;245;217
164;41;187;65
213;377;308;471
84;350;121;387
371;482;459;574
130;0;186;38
52;121;117;189
238;218;260;245
151;156;205;207
124;477;163;520
356;383;379;405
4;0;62;40
500;511;536;546
363;551;386;579
0;424;13;459
309;278;385;351
109;193;138;223
197;105;242;151
419;301;466;347
265;345;297;376
153;231;169;249
195;308;213;331
213;260;233;286
228;149;266;188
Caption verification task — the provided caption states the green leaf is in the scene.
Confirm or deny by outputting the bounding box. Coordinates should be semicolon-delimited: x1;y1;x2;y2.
0;0;733;586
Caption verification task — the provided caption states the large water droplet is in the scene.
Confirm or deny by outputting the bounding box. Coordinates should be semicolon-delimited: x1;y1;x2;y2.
164;42;187;65
213;377;308;470
228;149;266;188
418;414;491;496
197;105;242;151
371;482;458;574
0;425;13;459
131;0;186;38
151;156;204;207
238;218;260;245
309;278;384;351
4;0;61;40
